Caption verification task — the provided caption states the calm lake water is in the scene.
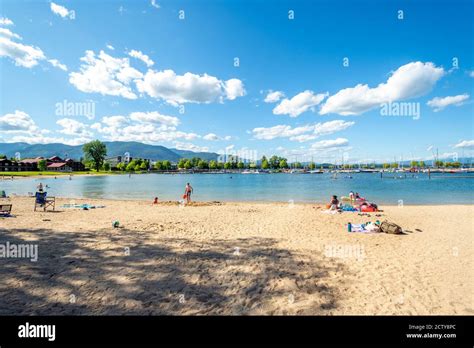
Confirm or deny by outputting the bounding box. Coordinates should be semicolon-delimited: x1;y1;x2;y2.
1;172;473;205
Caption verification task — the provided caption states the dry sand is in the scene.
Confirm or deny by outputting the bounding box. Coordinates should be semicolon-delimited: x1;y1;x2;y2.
0;196;472;315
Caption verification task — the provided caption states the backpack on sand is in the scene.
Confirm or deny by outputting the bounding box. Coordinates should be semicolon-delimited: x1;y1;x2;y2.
380;221;403;234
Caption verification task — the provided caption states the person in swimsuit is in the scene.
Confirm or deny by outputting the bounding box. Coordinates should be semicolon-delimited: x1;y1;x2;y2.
329;195;339;210
185;183;193;203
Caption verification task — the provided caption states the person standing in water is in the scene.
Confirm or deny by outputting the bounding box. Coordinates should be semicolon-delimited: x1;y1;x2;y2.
37;182;44;192
184;183;193;203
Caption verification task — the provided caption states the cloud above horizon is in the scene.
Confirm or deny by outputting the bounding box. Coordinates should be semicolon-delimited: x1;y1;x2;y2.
454;140;474;149
273;90;328;117
320;62;445;115
0;110;91;145
252;120;354;142
91;111;198;144
128;49;154;67
69;50;143;99
56;118;92;137
264;90;285;103
0;17;13;26
50;2;74;19
137;70;245;106
69;50;246;105
203;133;232;141
427;94;469;112
0;23;66;70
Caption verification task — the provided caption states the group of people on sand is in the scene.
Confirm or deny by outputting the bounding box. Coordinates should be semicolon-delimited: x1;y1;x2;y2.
329;191;379;213
329;191;362;211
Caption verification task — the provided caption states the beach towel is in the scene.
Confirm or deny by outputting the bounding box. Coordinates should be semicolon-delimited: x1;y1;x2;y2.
61;204;105;209
341;204;358;212
349;224;379;233
350;224;367;232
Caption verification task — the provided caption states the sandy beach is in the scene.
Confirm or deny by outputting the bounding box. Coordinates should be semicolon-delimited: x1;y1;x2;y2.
0;196;472;315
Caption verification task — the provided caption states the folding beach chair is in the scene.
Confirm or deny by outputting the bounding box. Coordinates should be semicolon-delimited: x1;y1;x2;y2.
34;192;55;211
0;204;12;216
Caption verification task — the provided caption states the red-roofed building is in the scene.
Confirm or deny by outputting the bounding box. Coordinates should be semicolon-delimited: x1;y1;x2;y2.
19;157;44;171
47;162;72;172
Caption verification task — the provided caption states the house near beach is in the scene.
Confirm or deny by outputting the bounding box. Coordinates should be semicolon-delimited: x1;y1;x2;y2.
0;156;85;172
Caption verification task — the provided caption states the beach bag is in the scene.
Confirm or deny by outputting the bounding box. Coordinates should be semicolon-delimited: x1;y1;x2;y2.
182;194;187;199
380;221;402;234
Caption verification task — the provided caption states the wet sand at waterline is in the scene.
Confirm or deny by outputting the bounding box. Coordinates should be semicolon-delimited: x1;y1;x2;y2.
0;197;472;315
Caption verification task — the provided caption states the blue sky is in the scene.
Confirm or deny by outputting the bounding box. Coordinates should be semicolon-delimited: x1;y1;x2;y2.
0;0;473;163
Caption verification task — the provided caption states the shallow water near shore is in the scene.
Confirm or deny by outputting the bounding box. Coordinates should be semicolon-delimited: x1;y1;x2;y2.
2;172;473;204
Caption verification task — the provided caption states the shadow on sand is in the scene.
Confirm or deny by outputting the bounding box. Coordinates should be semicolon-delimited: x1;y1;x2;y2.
0;227;347;315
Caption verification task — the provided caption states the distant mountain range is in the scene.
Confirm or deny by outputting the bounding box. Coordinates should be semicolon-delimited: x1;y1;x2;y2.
0;141;219;162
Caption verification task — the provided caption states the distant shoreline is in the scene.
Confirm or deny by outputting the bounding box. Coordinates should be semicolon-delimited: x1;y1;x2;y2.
2;169;474;180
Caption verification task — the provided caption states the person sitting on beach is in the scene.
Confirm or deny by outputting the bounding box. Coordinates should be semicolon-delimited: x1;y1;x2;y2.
349;191;355;202
185;183;193;203
355;192;361;199
153;197;159;204
37;182;44;192
329;195;340;210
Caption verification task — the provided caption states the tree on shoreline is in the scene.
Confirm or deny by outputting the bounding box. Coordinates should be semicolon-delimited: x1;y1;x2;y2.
38;159;47;171
83;140;107;172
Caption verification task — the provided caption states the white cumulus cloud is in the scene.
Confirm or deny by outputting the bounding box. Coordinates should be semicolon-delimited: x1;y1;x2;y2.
203;133;231;141
0;27;65;70
50;2;73;19
252;120;354;142
128;49;154;67
48;58;67;71
264;90;285;103
273;90;328;117
314;120;354;136
56;118;92;137
0;28;21;40
0;17;14;26
320;61;445;115
129;111;179;127
311;138;349;149
454;140;474;149
427;94;469;112
0;110;38;133
69;50;143;99
91;111;200;145
136;69;245;106
224;78;246;100
0;33;45;68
